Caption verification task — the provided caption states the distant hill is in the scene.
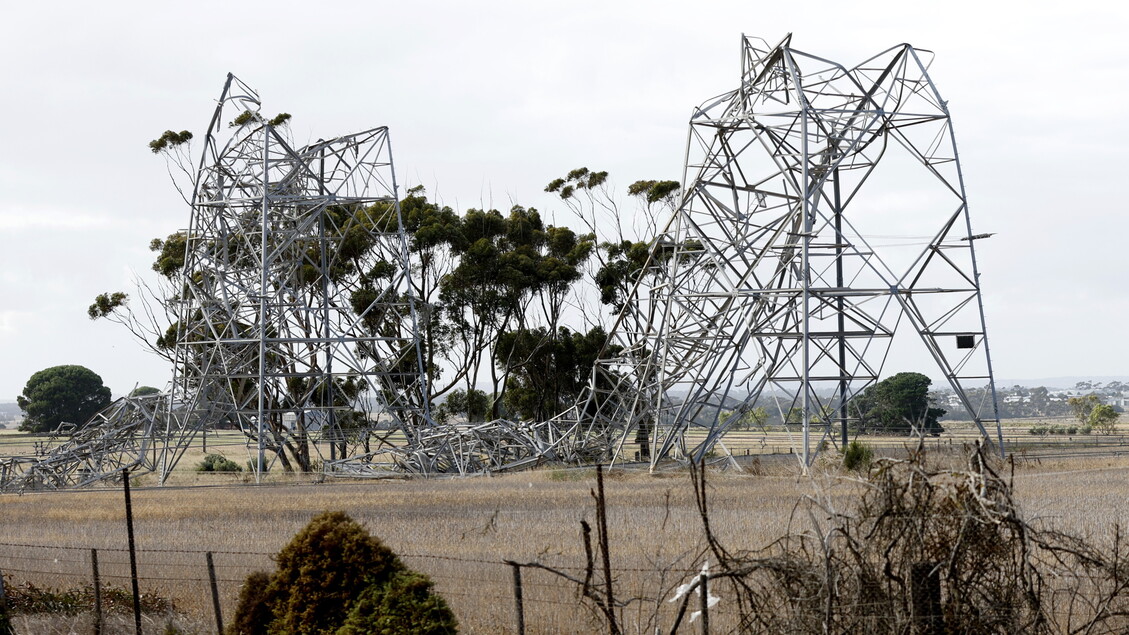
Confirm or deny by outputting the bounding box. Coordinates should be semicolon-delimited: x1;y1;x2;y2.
994;376;1129;390
0;401;23;426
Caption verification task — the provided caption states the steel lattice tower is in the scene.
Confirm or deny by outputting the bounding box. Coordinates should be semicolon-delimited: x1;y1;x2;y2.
0;42;1006;490
163;74;432;478
579;35;1003;467
1;74;576;490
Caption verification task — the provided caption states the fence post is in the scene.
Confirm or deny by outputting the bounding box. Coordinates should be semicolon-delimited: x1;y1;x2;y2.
699;573;709;635
91;548;103;635
594;465;620;635
910;561;943;635
507;561;525;635
0;565;13;635
122;468;143;635
206;552;224;635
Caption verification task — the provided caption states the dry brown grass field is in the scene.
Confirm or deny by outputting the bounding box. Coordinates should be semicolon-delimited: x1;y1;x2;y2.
2;433;1129;633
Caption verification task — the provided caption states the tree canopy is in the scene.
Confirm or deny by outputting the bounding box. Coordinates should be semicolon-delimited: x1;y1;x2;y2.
1068;393;1120;434
850;372;945;435
17;365;112;433
495;325;611;421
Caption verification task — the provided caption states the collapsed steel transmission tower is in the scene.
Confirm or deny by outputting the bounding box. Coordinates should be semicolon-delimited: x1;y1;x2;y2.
1;73;597;490
168;77;576;476
578;34;1003;467
164;74;432;479
0;393;169;491
1;37;1005;489
2;75;440;490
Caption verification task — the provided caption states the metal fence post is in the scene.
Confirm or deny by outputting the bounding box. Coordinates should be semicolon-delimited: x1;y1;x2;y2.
206;552;224;635
123;468;142;635
91;548;103;635
506;561;525;635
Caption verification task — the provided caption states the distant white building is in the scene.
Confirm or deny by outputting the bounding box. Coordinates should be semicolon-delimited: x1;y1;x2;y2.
1108;392;1129;409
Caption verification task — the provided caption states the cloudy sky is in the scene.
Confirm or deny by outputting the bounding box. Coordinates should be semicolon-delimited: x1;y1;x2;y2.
1;0;1126;400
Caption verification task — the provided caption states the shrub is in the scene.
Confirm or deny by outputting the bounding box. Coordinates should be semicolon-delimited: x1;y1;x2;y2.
5;582;171;615
338;571;458;635
226;511;456;635
227;571;272;635
270;511;401;634
682;444;1129;633
196;454;242;472
842;440;873;472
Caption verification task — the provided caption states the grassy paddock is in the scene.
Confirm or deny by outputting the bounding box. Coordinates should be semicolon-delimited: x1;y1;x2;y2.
4;416;1123;481
2;445;1129;633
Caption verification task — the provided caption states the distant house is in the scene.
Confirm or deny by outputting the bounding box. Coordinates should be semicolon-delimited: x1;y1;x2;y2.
1107;392;1129;409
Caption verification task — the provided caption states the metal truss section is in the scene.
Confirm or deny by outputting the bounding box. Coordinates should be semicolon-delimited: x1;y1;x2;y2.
580;35;1003;468
0;394;167;492
166;74;432;479
326;417;585;476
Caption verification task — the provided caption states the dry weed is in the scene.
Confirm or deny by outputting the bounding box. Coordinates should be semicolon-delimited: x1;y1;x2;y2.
681;444;1129;634
1;446;1128;633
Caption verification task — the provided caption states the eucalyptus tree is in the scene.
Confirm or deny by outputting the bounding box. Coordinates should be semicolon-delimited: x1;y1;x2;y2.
543;169;680;455
546;168;679;315
494;325;609;422
438;204;596;417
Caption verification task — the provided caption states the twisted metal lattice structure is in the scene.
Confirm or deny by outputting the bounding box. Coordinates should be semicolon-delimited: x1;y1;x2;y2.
1;74;587;490
164;74;434;478
1;37;1004;489
0;393;167;491
575;34;1003;467
2;75;441;489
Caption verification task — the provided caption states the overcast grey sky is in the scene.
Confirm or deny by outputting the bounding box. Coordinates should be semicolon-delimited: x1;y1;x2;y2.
1;0;1126;399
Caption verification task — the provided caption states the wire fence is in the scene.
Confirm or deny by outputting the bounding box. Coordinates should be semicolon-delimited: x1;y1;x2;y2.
0;539;717;633
3;433;1129;633
2;535;1122;635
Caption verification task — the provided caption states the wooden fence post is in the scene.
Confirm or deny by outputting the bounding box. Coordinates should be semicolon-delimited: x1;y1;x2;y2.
206;552;223;635
91;548;103;635
507;561;525;635
123;468;142;635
